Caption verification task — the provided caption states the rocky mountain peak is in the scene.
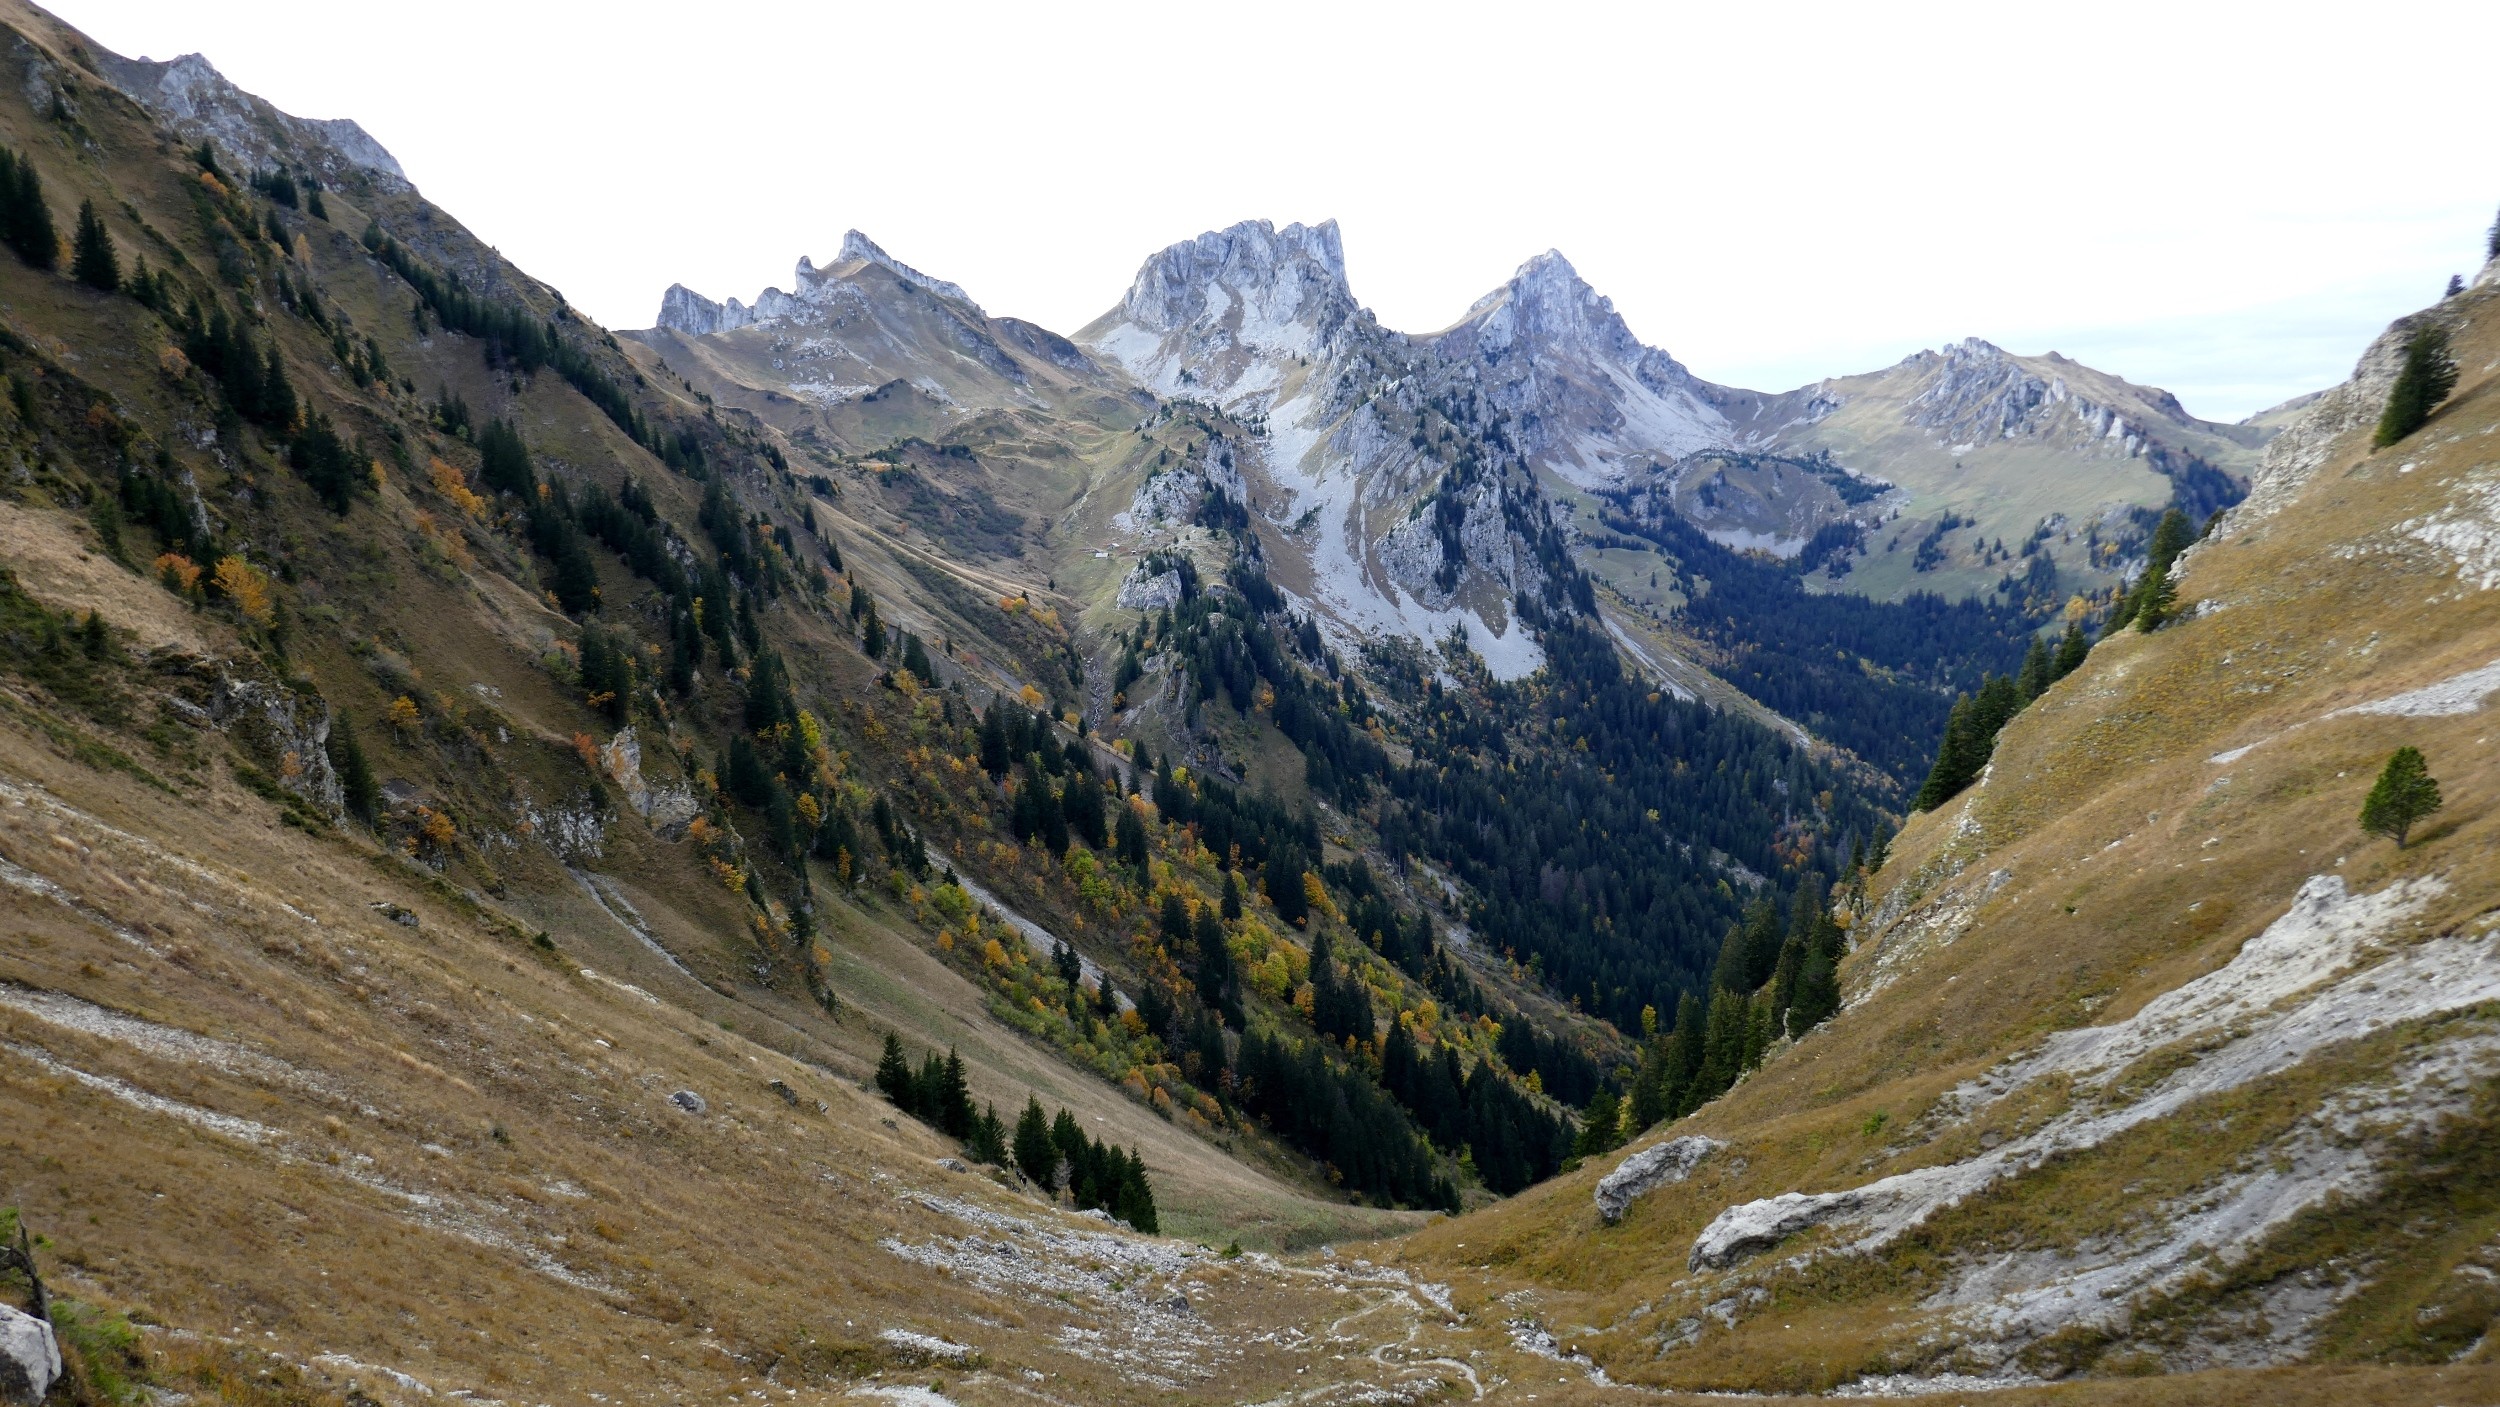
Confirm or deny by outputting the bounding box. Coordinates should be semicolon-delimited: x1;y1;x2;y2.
1106;219;1351;339
1428;248;1727;482
826;230;979;310
1440;248;1702;393
1081;218;1360;400
651;232;982;336
87;49;407;190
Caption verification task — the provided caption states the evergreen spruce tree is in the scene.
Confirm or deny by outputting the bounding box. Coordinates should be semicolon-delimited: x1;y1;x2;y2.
69;199;117;291
1195;904;1241;1026
1739;994;1775;1070
477;419;535;497
977;705;1009;777
966;1104;1008;1166
2374;325;2459;448
860;598;886;658
1691;989;1749;1108
1572;1087;1622;1157
1627;1036;1670;1133
0;148;58;270
1708;912;1753;994
1664;991;1707;1117
2132;561;2177;632
2015;636;2051;700
1012;1096;1056;1187
1049;1108;1085;1189
1785;896;1845;1039
1913;696;1983;811
2359;746;2442;849
874;1033;914;1111
1114;803;1150;878
1113;1149;1159;1233
2051;620;2090;680
326;712;379;824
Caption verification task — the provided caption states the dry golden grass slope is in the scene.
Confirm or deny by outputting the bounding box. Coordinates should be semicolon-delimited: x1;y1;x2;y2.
1385;265;2500;1403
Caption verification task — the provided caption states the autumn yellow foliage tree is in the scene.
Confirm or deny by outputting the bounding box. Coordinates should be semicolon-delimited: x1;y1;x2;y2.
386;694;422;740
429;457;488;519
212;556;274;624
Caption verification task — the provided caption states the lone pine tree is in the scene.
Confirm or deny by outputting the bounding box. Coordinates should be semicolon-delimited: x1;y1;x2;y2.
2374;325;2458;448
70;199;117;291
2359;746;2442;849
2109;508;2194;634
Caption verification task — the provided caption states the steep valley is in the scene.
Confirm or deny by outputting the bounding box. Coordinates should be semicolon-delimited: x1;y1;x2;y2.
0;2;2494;1404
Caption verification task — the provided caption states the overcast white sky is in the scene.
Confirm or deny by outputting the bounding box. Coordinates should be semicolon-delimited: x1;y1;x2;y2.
55;0;2500;421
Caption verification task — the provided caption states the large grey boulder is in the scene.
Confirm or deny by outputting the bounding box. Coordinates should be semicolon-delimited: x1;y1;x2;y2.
0;1305;60;1405
1688;1190;1863;1271
1593;1135;1721;1224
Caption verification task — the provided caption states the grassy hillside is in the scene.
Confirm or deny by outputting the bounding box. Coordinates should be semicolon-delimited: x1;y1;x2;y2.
1385;267;2500;1401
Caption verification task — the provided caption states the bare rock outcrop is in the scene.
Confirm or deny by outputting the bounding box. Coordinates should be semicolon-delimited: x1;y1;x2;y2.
0;1306;59;1406
1594;1134;1721;1224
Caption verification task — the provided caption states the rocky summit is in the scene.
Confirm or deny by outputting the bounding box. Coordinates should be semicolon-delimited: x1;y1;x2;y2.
0;2;2494;1404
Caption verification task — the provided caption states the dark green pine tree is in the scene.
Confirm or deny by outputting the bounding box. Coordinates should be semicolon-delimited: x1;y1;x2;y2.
1626;1035;1671;1134
2116;508;2195;633
977;704;1010;777
1049;1107;1086;1192
2359;745;2443;849
477;418;536;497
0;148;58;270
2015;635;2051;700
70;199;118;291
1765;875;1827;1034
1690;988;1750;1110
860;597;887;658
1012;1096;1057;1188
2374;325;2459;448
1784;877;1846;1039
1662;991;1708;1119
966;1103;1009;1166
1573;1086;1622;1157
326;712;379;824
1112;1149;1159;1233
934;1051;976;1138
2051;620;2090;680
259;342;297;431
874;1033;915;1112
1114;802;1150;878
1913;695;1985;811
1195;904;1241;1026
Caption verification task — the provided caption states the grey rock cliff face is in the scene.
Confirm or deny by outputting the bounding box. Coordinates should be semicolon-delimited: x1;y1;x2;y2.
653;231;985;336
88;50;408;191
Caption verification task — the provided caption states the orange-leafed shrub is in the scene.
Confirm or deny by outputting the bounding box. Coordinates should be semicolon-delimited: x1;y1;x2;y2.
153;552;202;594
